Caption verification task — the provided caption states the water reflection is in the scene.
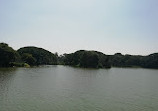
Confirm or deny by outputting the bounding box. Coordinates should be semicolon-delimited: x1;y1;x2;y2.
0;66;158;111
0;68;18;103
0;68;18;84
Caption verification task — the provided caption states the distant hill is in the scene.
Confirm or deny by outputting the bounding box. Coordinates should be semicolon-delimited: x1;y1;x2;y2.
17;46;57;65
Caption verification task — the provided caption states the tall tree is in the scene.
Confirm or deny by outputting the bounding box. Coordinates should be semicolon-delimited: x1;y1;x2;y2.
0;43;20;67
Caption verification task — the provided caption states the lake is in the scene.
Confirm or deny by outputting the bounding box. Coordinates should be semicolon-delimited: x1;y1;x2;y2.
0;66;158;111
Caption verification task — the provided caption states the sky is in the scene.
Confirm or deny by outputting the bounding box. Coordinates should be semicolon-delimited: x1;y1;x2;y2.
0;0;158;55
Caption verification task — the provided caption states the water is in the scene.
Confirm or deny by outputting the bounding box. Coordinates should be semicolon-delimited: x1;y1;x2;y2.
0;66;158;111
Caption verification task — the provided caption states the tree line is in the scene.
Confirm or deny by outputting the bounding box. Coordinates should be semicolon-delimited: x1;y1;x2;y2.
58;50;158;69
0;43;57;67
0;43;158;69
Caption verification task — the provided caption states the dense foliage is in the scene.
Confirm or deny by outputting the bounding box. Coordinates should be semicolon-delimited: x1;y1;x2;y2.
59;50;158;69
17;47;57;65
0;43;158;69
21;53;36;66
59;50;111;68
110;53;158;68
141;53;158;68
110;53;142;67
80;51;99;68
0;43;20;67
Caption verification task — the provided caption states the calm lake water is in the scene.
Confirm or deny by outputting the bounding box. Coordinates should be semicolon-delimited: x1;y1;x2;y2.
0;66;158;111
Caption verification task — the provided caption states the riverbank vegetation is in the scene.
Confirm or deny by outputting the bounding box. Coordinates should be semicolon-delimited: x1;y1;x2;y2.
18;47;57;65
0;43;158;69
59;50;111;68
0;43;57;67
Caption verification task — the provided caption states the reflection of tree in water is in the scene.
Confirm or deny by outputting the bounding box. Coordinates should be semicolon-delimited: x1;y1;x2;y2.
0;68;18;101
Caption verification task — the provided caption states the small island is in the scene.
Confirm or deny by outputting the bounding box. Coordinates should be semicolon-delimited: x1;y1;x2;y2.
0;43;158;69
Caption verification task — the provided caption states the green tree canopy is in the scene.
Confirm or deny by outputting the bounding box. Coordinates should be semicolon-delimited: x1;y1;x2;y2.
59;50;111;68
17;46;57;65
80;51;99;68
21;53;36;66
0;43;20;67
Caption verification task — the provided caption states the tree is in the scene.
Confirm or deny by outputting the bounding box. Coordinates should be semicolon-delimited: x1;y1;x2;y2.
141;53;158;68
80;51;99;68
60;50;111;68
21;53;36;66
18;46;57;65
0;43;20;67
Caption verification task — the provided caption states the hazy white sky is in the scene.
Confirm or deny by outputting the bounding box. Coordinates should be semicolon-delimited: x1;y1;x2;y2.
0;0;158;55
